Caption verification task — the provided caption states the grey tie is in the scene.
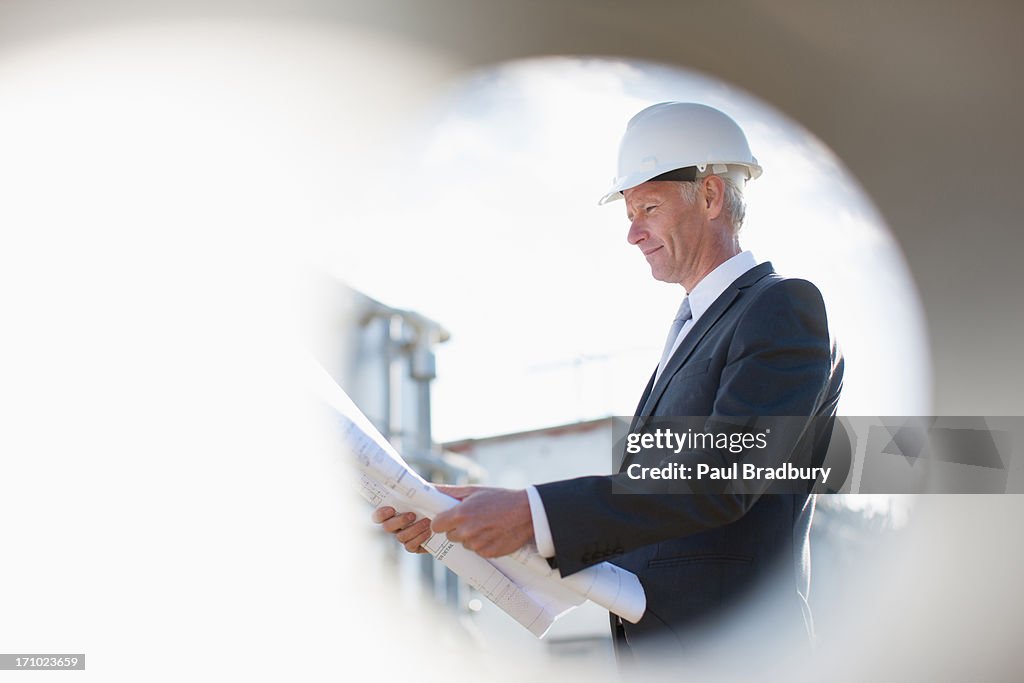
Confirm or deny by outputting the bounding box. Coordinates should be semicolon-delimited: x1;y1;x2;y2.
657;296;692;378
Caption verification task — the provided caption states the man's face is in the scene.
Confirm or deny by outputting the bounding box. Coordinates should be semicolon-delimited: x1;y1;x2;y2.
624;180;710;286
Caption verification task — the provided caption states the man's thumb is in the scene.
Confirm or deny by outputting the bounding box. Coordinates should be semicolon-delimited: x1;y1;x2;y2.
436;484;475;501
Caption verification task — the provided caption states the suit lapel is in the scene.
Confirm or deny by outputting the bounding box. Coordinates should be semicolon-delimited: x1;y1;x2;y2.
635;262;776;428
628;368;658;432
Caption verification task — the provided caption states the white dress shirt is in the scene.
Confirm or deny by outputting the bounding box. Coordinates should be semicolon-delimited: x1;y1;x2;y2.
527;251;759;558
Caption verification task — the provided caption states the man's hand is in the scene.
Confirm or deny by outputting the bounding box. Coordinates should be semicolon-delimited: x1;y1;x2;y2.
370;506;434;554
368;485;503;554
431;485;535;558
371;484;536;557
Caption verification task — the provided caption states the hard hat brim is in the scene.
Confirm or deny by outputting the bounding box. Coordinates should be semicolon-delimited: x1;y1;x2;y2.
597;161;762;206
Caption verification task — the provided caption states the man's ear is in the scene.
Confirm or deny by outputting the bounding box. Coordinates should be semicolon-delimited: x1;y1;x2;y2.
702;175;726;220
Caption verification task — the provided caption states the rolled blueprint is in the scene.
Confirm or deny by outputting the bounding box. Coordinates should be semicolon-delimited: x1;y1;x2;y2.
311;359;646;637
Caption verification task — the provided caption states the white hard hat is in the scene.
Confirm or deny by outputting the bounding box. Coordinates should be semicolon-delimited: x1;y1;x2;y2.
598;102;762;205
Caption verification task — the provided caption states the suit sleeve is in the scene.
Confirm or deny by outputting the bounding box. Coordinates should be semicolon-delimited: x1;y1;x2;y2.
535;278;838;577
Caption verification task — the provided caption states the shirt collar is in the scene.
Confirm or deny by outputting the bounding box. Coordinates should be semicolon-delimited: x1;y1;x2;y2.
686;250;758;322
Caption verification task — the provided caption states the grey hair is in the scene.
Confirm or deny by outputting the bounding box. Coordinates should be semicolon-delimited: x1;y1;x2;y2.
679;172;747;234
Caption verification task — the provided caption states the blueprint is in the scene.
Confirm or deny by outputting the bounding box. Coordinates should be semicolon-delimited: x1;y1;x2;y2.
312;360;646;638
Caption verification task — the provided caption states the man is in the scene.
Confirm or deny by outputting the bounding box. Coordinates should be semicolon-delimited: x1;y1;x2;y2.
373;102;843;666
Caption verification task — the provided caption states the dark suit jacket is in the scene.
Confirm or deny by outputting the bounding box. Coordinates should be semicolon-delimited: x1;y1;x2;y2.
535;262;844;656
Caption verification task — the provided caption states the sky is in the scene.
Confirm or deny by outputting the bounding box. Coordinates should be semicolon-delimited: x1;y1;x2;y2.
329;57;932;442
0;25;926;455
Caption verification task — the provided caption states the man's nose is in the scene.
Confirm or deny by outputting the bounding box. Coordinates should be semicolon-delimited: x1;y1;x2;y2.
627;218;646;245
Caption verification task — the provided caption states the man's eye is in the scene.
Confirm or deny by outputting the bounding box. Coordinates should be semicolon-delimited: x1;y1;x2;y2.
645;204;658;213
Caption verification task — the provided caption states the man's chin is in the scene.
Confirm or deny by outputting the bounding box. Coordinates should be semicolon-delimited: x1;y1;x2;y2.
649;268;675;284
